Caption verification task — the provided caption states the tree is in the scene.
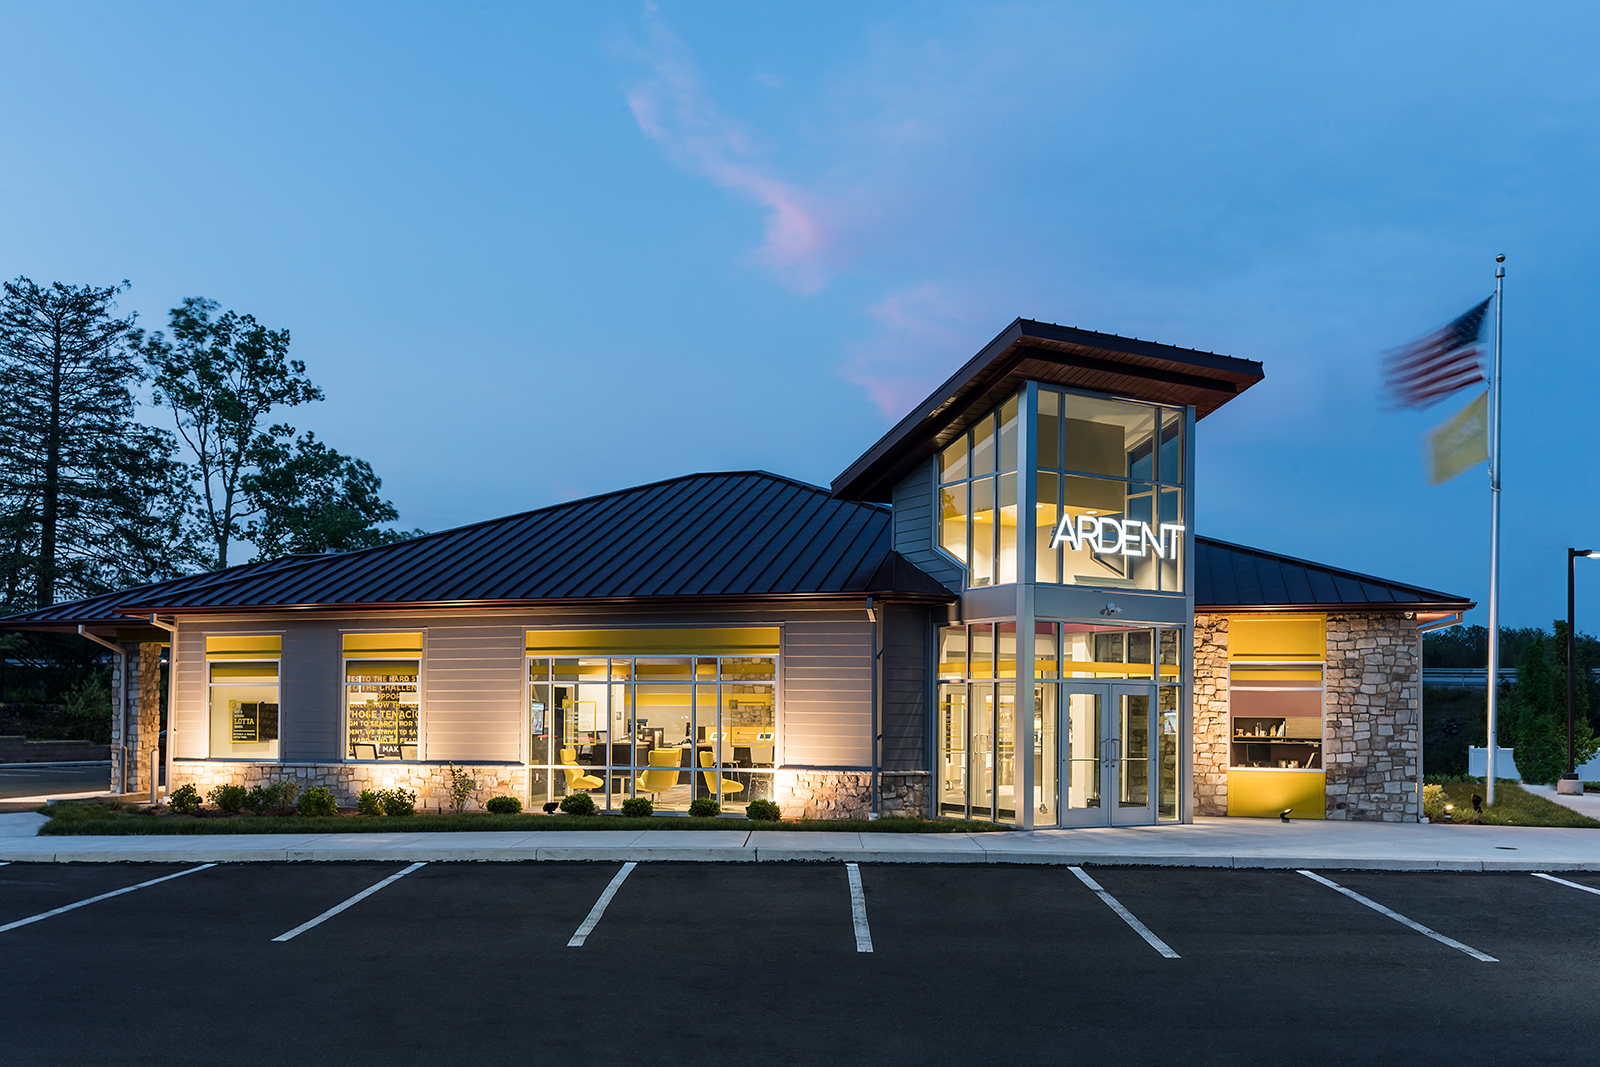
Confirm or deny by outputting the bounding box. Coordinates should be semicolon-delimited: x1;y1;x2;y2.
131;298;321;569
246;428;421;556
1507;634;1599;784
0;278;188;609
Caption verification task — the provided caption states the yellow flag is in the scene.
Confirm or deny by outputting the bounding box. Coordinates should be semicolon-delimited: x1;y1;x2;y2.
1426;390;1489;484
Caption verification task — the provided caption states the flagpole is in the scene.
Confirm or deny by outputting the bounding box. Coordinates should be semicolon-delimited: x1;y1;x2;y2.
1485;255;1505;806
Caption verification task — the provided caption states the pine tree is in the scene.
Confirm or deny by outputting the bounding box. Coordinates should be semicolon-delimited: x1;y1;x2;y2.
0;278;188;610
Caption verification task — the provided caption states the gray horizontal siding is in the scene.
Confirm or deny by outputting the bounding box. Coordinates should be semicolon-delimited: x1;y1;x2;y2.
892;456;963;593
881;603;930;772
424;623;525;763
281;622;341;761
780;613;871;767
172;625;207;759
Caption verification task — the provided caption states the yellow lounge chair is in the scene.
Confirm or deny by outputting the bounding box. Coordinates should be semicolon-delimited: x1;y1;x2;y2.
636;748;683;798
699;750;744;796
560;747;603;792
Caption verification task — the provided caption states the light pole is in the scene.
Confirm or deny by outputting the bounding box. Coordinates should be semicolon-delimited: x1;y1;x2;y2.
1562;547;1599;794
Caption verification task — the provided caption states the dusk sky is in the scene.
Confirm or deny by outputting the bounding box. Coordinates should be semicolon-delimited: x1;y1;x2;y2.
3;2;1596;629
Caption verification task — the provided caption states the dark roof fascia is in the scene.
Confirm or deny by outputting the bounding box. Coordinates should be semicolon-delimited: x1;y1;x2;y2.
1196;536;1475;613
832;318;1265;502
117;590;958;617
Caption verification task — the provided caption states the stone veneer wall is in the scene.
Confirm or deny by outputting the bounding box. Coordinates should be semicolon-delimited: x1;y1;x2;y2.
772;770;929;820
174;763;930;819
1192;615;1231;816
1323;613;1420;822
174;762;528;812
1191;612;1421;822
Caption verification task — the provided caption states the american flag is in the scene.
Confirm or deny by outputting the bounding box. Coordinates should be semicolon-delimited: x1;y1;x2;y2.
1383;296;1493;409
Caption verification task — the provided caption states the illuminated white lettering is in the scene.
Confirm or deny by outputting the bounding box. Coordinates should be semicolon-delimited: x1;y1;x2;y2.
1050;513;1080;551
1048;514;1187;559
1140;522;1165;559
1095;517;1122;553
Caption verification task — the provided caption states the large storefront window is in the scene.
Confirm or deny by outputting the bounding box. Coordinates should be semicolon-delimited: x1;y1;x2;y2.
939;395;1019;587
206;635;281;760
1034;388;1185;591
344;633;422;760
938;388;1185;592
527;629;779;813
941;622;1183;825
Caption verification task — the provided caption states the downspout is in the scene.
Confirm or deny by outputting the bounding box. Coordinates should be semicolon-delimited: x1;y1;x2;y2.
148;614;177;802
867;598;880;819
77;626;127;794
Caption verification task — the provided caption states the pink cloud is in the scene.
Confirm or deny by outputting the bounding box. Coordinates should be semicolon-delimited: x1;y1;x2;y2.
622;11;832;291
842;283;1017;417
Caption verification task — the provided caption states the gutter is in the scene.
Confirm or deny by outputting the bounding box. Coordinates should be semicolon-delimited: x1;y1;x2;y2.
866;599;880;819
76;626;128;793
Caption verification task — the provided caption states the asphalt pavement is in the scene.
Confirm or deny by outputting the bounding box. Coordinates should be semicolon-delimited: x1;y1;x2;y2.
0;762;109;800
1;860;1597;1066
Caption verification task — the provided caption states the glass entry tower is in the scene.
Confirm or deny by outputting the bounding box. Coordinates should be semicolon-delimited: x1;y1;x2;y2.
932;381;1195;828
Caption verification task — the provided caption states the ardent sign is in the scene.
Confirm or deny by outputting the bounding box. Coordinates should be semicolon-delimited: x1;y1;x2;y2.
1049;514;1186;558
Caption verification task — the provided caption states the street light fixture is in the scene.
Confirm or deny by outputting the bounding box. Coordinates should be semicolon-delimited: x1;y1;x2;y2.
1562;548;1599;793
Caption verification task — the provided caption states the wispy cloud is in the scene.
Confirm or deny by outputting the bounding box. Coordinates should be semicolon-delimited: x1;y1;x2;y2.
842;282;1024;418
621;8;833;291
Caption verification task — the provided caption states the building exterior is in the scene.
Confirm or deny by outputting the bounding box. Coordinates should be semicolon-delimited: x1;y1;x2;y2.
1;319;1471;823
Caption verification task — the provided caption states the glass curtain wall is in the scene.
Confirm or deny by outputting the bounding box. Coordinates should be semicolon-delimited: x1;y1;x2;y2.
1033;389;1185;591
938;395;1020;587
529;655;776;812
944;622;1183;824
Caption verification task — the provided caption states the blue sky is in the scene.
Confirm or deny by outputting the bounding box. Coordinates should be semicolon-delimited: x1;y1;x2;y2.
2;2;1596;628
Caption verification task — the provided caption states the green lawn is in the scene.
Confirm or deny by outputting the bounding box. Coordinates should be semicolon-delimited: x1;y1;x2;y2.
1430;780;1600;828
36;803;1009;836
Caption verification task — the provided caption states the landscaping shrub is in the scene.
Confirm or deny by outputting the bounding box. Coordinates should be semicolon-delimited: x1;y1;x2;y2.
688;798;721;818
207;783;248;813
445;763;476;814
559;792;596;816
380;788;417;817
620;797;653;817
272;780;301;814
242;785;274;815
485;795;523;815
167;783;202;815
745;799;781;822
357;789;385;816
1422;783;1445;821
298;786;338;817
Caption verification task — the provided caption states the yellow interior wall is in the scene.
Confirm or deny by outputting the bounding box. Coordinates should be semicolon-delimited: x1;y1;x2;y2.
1228;771;1326;818
1228;614;1326;660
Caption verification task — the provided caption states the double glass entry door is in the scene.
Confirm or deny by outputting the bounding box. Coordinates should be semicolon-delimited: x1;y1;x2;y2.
1059;682;1156;826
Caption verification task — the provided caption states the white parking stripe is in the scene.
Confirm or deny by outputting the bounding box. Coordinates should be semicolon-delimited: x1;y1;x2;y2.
273;862;427;943
1532;872;1600;898
568;862;637;947
0;863;216;933
846;863;872;952
1297;870;1497;962
1069;866;1180;958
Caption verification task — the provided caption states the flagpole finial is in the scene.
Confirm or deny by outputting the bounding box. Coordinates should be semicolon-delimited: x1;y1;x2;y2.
1496;254;1505;262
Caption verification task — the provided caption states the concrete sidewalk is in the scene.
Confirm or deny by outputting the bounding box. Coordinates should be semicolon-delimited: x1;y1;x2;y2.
1;815;1598;870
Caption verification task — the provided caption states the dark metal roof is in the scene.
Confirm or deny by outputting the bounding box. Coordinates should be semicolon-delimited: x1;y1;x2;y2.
832;318;1266;502
1195;536;1474;614
0;472;956;627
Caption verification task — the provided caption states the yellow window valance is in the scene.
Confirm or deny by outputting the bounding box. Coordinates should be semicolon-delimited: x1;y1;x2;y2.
206;634;282;660
344;632;424;656
1227;614;1326;661
526;627;779;657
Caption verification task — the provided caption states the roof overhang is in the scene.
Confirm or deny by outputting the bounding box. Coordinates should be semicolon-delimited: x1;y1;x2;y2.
832;318;1265;503
1198;602;1476;615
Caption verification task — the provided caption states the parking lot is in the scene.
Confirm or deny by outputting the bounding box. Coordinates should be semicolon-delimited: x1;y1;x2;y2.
2;859;1597;1066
